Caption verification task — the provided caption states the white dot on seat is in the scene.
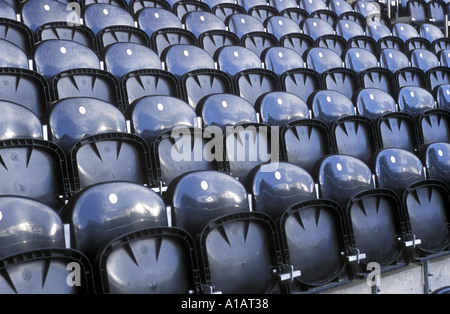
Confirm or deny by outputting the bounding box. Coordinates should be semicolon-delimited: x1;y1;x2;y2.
240;18;246;24
103;9;109;15
234;51;239;57
356;52;360;58
157;103;164;111
184;50;189;57
274;171;281;180
201;180;208;190
154;12;160;18
79;106;86;115
277;98;283;105
438;149;444;157
410;91;415;98
278;52;283;58
44;4;50;11
336;163;343;171
319;52;323;58
0;211;2;222
327;96;332;103
200;15;205;21
127;49;133;56
222;100;228;108
109;193;118;204
278;20;283;26
370;94;374;100
60;47;67;54
391;156;396;164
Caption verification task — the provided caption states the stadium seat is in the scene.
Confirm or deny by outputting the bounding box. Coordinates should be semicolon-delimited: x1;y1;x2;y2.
224;123;280;183
279;7;310;26
334;19;366;41
198;29;240;57
279;198;352;293
46;97;128;153
96;226;201;294
127;95;197;146
82;3;135;35
404;37;432;54
395;67;427;90
377;111;421;152
33;39;101;83
419;23;444;43
269;0;298;12
0;0;16;21
439;49;450;67
234;68;281;107
36;22;98;54
97;25;151;53
82;0;128;10
279;33;315;58
172;0;211;21
421;141;450;187
162;44;215;80
372;148;450;260
305;47;343;74
299;0;327;15
0;68;51;121
353;0;382;18
435;84;450;110
355;87;397;122
0;18;34;59
197;93;257;129
377;36;406;55
128;0;172;17
68;132;155;192
344;47;379;74
240;31;279;58
255;91;310;126
301;17;335;41
212;3;247;23
365;21;392;42
347;35;377;55
247;162;317;220
0;139;70;213
136;7;183;38
418;109;450;145
359;67;397;96
397;85;436;118
322;68;360;100
339;11;366;27
427;66;450;93
392;22;420;43
265;16;303;41
63;181;168;262
281;119;335;174
316;154;412;277
328;0;353;16
19;0;77;33
407;0;429;26
262;47;304;76
0;39;29;70
433;37;450;55
103;42;162;80
152;127;222;187
215;45;262;77
226;13;265;39
248;5;279;24
310;89;356;128
166;170;284;294
409;49;440;72
379;48;410;73
311;9;339;27
120;69;181;108
183;11;227;38
280;68;323;104
315;34;348;57
0;101;43;140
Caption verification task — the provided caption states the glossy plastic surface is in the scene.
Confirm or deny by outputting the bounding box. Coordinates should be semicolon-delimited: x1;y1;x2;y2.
256;91;309;126
0;101;42;140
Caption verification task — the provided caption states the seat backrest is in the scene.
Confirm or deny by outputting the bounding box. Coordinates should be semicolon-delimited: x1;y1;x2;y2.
299;0;327;14
0;100;42;140
69;133;155;191
0;38;29;70
280;68;322;103
397;85;436;118
395;67;427;90
410;48;440;72
305;47;343;74
183;11;226;38
197;93;257;129
301;17;335;40
310;89;356;127
255;91;309;126
0;196;65;258
328;0;353;16
215;45;262;78
281;119;334;174
355;87;397;122
262;47;304;76
47;97;127;153
103;42;162;79
0;139;70;213
422;142;450;187
127;95;197;146
419;109;450;145
334;19;365;41
317;154;373;207
82;3;135;34
0;18;33;58
137;7;182;37
373;148;425;195
226;13;265;38
315;34;348;57
167;170;250;237
97;25;151;53
0;0;16;21
419;23;444;43
344;47;379;74
20;0;75;32
360;67;396;95
265;15;302;40
65;181;168;262
365;21;392;42
33;39;101;82
392;22;419;43
162;44;215;80
248;162;316;219
379;48;410;73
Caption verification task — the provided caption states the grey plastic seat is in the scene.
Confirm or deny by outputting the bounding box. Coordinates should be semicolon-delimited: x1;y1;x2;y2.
215;45;263;78
301;17;335;41
397;86;436;118
262;47;304;76
344;47;379;74
305;47;343;74
355;88;397;122
226;13;265;39
409;49;440;72
64;181;168;262
46;97;128;153
33;39;101;82
380;48;410;73
0;39;29;70
255;91;310;126
334;19;365;41
197;93;257;129
421;142;450;187
265;16;303;41
299;0;327;14
183;11;226;38
310;89;356;127
137;7;183;37
392;22;419;43
82;3;135;34
103;42;162;80
0;100;43;140
127;95;197;146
